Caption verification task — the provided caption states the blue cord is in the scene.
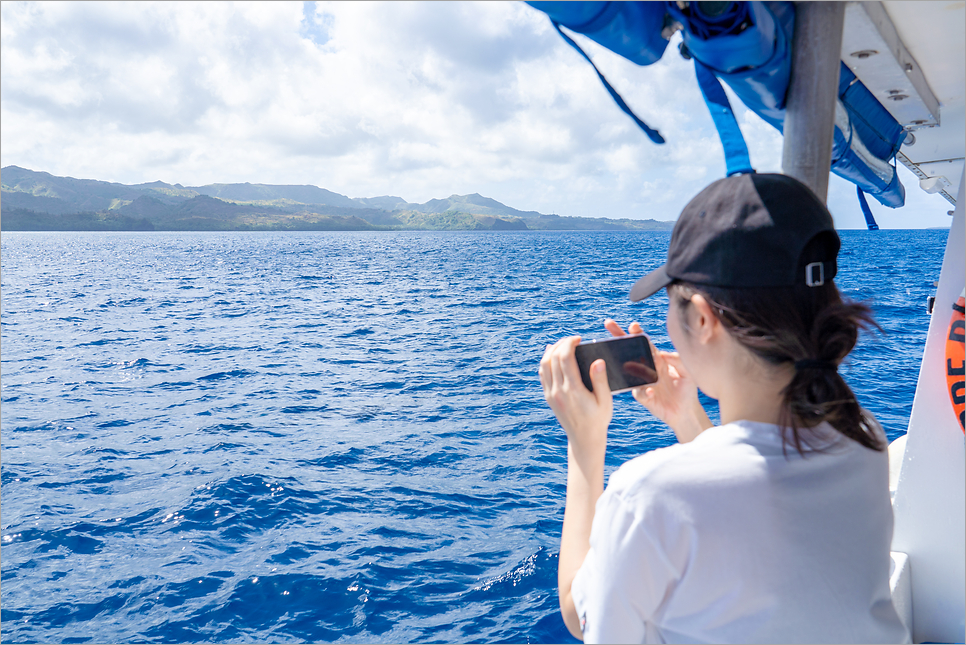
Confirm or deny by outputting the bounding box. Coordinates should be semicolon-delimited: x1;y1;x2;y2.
551;20;666;145
857;186;880;230
693;59;754;176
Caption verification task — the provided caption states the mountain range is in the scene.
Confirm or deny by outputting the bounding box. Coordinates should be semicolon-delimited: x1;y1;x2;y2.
0;166;674;232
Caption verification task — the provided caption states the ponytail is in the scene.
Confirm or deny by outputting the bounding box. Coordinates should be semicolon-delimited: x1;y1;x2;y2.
670;281;884;454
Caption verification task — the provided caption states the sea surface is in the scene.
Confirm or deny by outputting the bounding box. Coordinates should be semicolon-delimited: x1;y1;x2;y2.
0;228;948;643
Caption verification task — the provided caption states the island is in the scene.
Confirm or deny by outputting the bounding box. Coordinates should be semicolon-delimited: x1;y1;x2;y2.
1;166;674;233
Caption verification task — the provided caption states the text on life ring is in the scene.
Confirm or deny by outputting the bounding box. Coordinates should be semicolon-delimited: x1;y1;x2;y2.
947;290;965;432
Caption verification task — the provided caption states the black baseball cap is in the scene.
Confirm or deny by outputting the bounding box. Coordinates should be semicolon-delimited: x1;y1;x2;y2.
629;173;840;301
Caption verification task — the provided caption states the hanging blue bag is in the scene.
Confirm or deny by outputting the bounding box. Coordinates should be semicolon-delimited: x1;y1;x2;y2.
527;1;907;208
668;0;793;128
830;65;906;208
525;2;670;65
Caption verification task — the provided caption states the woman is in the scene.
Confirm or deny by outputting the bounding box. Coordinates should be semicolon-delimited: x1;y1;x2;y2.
539;174;908;643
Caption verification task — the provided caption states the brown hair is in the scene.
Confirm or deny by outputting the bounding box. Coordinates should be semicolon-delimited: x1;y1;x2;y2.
668;279;884;454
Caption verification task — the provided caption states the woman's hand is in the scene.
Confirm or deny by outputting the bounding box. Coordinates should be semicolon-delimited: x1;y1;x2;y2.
539;336;612;460
604;319;712;443
540;335;610;641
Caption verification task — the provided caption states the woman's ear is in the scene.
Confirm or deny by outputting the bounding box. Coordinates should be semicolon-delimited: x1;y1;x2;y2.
688;294;720;344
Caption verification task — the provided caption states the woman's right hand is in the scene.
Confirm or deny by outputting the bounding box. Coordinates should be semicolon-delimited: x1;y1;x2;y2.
604;319;712;443
539;335;613;461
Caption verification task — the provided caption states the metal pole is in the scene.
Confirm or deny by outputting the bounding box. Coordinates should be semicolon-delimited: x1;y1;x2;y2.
781;2;846;203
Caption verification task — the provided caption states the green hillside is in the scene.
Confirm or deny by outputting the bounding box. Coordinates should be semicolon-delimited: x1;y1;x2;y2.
1;166;675;232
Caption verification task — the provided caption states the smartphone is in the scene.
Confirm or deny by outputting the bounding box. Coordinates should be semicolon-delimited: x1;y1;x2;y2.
574;334;657;393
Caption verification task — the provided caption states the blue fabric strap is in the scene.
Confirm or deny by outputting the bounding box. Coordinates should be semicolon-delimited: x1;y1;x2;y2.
551;20;665;144
856;186;880;230
693;60;754;176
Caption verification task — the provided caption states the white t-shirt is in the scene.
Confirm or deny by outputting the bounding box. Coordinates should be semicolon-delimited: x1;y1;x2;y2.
571;420;909;644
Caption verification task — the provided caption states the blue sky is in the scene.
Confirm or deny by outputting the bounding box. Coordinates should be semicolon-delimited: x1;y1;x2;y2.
0;1;953;228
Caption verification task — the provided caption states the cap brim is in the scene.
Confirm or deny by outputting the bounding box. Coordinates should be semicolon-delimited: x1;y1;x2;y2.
629;265;671;302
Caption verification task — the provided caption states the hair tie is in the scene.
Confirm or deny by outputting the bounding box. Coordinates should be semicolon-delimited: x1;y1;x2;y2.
794;359;836;371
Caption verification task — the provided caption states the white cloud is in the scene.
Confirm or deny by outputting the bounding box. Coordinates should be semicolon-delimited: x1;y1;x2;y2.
0;1;952;227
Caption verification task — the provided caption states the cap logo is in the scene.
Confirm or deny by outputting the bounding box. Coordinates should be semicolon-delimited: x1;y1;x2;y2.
805;262;825;287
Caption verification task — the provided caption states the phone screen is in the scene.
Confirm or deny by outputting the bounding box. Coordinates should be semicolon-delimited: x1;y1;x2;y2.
574;334;657;393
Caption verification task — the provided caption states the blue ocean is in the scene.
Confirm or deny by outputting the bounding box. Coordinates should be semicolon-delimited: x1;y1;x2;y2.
0;229;947;643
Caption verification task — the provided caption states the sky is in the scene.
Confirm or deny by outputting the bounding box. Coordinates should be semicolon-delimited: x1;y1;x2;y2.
0;1;955;228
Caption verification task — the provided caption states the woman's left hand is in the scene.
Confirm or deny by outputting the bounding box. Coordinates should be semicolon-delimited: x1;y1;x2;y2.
539;336;612;460
604;319;711;443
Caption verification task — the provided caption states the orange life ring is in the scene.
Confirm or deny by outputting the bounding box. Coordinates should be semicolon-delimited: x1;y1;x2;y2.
946;288;965;432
